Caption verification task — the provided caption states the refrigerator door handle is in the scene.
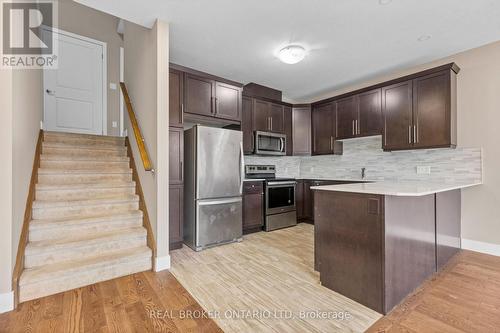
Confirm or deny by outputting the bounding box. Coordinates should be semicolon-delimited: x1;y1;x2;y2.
239;141;244;195
198;197;243;206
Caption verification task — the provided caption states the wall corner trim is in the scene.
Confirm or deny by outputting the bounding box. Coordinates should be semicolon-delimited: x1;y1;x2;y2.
462;238;500;257
0;291;14;314
154;255;171;272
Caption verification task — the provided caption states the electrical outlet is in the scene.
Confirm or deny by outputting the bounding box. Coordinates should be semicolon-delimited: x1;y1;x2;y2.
416;166;431;175
112;121;118;128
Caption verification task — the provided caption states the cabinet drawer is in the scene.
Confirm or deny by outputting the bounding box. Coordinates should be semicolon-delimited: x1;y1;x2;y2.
243;181;264;194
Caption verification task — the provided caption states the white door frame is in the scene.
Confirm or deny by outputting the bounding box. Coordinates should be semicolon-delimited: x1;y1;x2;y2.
42;26;108;135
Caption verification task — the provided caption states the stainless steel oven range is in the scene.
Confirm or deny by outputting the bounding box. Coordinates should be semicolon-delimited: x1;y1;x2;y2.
245;165;297;232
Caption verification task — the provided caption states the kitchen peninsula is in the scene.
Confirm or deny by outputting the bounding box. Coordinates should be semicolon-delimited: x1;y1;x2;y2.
312;181;481;314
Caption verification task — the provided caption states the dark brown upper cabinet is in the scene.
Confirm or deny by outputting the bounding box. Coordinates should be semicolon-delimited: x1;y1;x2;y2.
175;64;242;124
358;88;382;137
250;98;286;134
382;80;414;151
292;106;312;156
184;73;214;117
382;67;457;151
252;99;271;132
312;102;337;155
335;90;382;140
336;96;357;139
270;103;284;133
412;71;455;149
215;81;241;121
284;106;293;156
169;69;184;127
242;96;254;154
313;63;458;151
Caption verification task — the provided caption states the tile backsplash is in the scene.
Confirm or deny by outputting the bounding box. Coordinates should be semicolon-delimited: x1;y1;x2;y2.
244;136;482;183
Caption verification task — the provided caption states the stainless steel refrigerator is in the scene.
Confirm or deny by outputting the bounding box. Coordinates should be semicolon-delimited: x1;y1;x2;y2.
183;125;244;251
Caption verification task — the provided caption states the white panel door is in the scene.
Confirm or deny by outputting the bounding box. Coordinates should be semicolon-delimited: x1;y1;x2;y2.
44;31;104;135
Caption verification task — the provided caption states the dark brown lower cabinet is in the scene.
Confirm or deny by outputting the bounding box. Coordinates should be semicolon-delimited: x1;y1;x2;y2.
242;181;264;234
169;184;183;250
314;189;461;314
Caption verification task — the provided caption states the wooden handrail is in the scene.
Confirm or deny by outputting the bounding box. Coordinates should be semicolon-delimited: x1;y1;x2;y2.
120;82;154;172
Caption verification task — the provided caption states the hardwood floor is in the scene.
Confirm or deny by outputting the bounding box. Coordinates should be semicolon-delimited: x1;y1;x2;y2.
0;270;222;333
170;223;382;333
367;250;500;333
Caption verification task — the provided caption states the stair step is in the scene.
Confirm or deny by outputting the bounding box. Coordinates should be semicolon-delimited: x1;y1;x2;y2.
42;145;128;158
40;159;130;170
38;170;133;185
19;246;152;302
32;195;139;220
36;182;136;201
43;142;127;152
41;154;129;162
24;227;147;268
29;211;144;241
38;168;131;175
44;131;125;144
43;135;125;147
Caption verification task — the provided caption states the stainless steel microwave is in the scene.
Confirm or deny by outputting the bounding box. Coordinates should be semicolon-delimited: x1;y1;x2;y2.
254;131;286;156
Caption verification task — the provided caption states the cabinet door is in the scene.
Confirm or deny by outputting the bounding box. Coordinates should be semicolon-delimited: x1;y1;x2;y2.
295;180;304;220
169;127;184;185
336;96;357;139
243;182;264;233
253;99;270;132
242;96;254;154
413;71;451;148
169;185;183;250
382;80;413;151
184;73;214;117
270;103;284;133
312;103;334;155
292;106;311;156
284;106;293;156
358;88;382;137
215;81;241;121
303;181;314;221
169;69;183;127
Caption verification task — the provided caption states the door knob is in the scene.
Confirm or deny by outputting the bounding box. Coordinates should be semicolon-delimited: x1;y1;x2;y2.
46;89;55;95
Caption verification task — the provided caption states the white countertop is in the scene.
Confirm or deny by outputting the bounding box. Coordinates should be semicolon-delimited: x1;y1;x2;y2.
311;181;482;197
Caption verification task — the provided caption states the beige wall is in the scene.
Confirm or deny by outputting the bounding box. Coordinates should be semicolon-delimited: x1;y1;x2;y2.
310;40;500;247
0;67;13;296
123;20;170;266
11;70;43;274
58;0;123;136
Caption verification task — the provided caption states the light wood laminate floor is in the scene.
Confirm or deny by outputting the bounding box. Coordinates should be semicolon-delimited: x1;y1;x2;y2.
170;223;382;333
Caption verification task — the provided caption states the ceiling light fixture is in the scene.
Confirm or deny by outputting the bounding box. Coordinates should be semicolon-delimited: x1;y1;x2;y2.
417;35;432;42
278;45;306;64
379;0;392;5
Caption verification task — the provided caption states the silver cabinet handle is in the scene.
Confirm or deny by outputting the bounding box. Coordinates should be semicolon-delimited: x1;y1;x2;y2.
239;142;244;195
270;117;273;131
408;126;412;144
414;125;418;143
352;120;355;136
330;136;334;151
356;120;360;135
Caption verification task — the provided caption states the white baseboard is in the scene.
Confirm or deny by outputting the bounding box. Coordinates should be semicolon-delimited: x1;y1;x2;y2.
462;239;500;257
0;291;14;314
154;254;171;272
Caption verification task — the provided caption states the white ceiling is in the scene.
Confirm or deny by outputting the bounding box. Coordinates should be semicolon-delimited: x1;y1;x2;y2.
76;0;500;102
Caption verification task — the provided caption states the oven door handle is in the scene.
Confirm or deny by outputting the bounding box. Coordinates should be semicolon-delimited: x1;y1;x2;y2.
280;137;285;153
267;181;297;187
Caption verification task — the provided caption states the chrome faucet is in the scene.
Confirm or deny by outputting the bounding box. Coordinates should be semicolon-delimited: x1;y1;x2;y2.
361;167;366;179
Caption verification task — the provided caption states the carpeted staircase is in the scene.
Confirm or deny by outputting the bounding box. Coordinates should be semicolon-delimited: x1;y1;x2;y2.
19;131;152;302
